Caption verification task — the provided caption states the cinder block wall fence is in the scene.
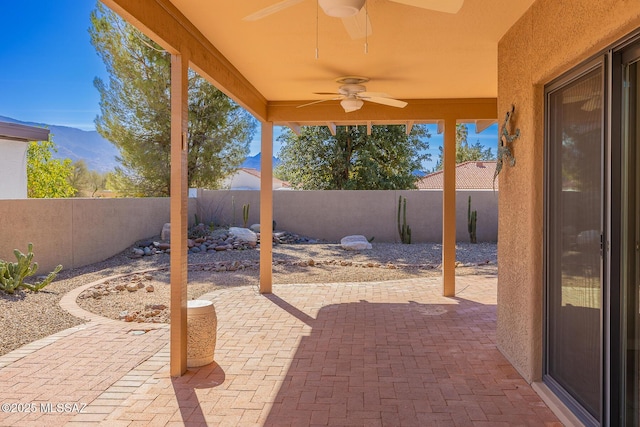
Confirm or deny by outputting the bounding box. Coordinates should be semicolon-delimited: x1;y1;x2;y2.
197;190;498;243
0;190;497;272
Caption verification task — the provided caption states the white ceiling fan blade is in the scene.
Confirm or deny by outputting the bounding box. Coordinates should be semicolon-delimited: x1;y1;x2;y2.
389;0;463;14
362;96;407;108
359;91;391;98
297;97;343;108
341;8;372;40
243;0;306;21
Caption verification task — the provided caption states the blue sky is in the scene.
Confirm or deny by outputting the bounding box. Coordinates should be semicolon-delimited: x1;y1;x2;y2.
0;1;107;130
0;1;497;171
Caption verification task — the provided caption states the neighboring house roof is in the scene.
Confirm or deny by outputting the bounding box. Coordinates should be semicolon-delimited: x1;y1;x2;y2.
416;161;498;190
0;121;49;142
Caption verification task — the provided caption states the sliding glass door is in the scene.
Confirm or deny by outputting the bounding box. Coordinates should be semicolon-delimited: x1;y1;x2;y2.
621;47;640;427
543;34;640;427
545;60;605;425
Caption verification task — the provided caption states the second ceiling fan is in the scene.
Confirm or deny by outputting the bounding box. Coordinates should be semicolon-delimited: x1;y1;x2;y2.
298;76;408;113
244;0;464;39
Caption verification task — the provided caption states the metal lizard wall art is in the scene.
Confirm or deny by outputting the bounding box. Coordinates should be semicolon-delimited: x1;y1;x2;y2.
493;104;520;190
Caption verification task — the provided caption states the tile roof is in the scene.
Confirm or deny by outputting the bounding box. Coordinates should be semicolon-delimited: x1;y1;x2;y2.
416;161;498;190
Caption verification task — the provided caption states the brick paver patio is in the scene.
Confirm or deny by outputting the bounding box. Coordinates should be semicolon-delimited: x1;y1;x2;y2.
0;275;562;426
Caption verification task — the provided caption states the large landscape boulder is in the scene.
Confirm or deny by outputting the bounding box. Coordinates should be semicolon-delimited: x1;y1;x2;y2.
340;235;372;251
161;223;171;241
228;227;258;243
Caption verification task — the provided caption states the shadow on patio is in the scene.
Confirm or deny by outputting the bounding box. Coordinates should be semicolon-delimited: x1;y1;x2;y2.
262;295;553;426
157;278;560;426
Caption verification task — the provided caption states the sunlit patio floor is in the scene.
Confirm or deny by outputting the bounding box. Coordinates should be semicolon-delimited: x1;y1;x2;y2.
0;275;562;426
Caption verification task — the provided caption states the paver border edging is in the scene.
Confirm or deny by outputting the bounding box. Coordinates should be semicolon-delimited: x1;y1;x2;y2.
59;267;171;328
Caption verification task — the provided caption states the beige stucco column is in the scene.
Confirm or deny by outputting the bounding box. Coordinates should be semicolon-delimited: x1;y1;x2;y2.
442;118;456;297
260;122;273;294
170;53;189;377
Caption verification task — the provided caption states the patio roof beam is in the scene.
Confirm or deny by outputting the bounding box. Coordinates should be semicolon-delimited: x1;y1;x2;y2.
267;98;497;123
475;119;497;133
406;121;414;135
102;0;268;121
287;123;301;136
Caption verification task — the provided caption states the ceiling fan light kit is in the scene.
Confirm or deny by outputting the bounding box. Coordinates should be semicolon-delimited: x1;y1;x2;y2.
340;97;365;112
296;76;407;113
318;0;366;17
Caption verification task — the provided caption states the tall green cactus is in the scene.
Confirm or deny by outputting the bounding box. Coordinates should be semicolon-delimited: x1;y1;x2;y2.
397;195;412;244
468;196;477;244
242;203;250;228
0;243;62;294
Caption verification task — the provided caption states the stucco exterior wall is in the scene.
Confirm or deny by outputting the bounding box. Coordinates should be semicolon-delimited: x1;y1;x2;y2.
497;0;640;382
0;139;28;199
0;198;196;272
196;189;498;243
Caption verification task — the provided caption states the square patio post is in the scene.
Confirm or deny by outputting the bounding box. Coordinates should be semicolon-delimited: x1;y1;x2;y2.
260;121;273;294
443;117;456;297
170;52;189;376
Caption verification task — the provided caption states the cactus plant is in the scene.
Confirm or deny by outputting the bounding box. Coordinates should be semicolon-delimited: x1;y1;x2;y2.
468;196;477;244
0;243;62;294
242;203;250;228
397;195;412;244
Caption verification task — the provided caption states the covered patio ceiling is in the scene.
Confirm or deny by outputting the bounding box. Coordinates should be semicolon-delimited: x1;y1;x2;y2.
103;0;534;127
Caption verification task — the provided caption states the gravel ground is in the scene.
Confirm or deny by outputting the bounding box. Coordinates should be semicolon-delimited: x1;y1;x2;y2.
0;241;496;356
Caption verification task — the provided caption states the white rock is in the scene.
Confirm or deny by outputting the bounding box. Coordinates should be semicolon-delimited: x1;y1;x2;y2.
340;235;372;251
229;227;258;243
161;223;171;241
250;224;261;232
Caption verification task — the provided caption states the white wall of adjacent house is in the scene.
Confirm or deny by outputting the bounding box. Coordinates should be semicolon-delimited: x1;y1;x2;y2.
221;169;285;190
221;170;260;190
0;138;28;199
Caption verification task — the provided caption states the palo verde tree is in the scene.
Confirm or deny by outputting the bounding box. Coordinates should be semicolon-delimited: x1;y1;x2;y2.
27;138;75;198
433;123;494;171
275;125;430;190
90;3;255;196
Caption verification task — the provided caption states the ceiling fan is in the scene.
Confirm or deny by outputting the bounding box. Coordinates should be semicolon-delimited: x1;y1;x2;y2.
243;0;464;39
298;76;407;112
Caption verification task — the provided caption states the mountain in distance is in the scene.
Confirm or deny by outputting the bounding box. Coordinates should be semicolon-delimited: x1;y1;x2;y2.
241;152;281;171
0;115;119;173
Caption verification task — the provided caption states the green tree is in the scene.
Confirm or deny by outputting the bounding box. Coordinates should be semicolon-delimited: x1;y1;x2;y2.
90;3;255;196
67;160;108;197
27;138;75;198
433;123;494;171
67;160;90;197
275;125;430;190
